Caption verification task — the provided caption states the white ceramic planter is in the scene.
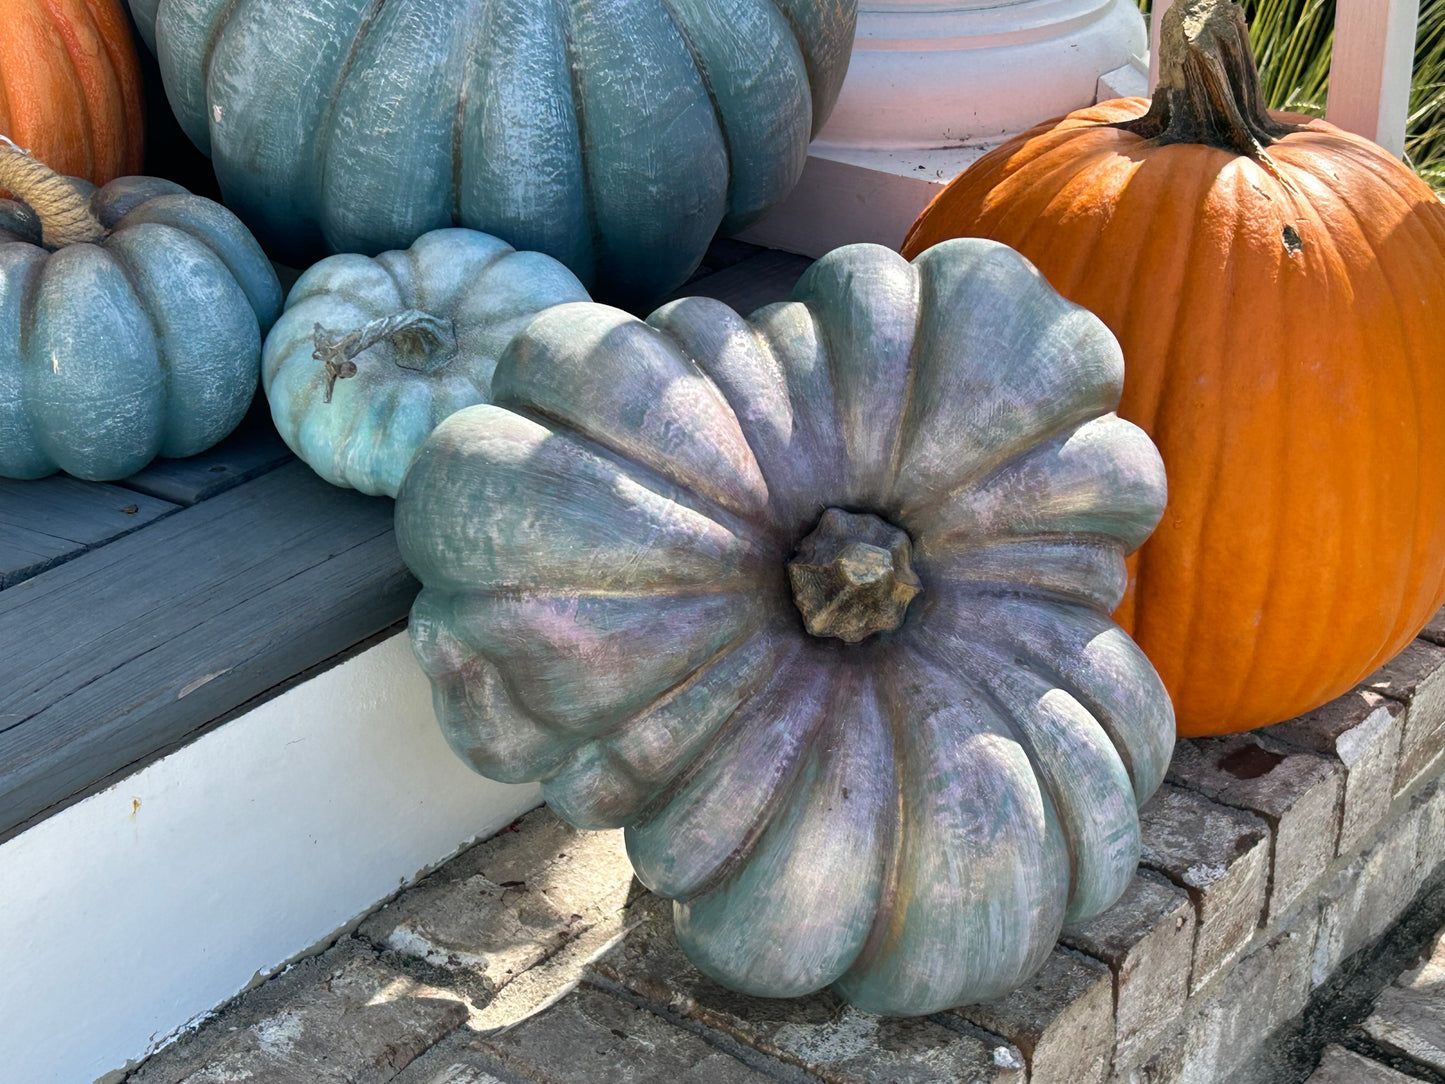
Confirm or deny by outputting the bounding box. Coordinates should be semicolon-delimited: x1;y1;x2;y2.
738;0;1147;255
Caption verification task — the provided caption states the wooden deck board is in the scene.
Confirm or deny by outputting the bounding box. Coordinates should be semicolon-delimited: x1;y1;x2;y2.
0;244;817;841
665;250;813;315
118;410;294;506
0;462;417;839
0;477;179;589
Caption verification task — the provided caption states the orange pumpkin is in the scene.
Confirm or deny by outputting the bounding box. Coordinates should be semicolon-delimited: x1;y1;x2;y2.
0;0;144;186
903;0;1445;736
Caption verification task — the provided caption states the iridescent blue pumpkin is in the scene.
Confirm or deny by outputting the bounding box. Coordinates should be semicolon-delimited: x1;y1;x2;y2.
0;170;281;481
127;0;856;305
395;240;1175;1015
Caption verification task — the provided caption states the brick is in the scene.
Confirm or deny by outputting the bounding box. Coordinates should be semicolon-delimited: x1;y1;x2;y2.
1167;734;1342;920
1364;640;1445;795
1137;784;1270;993
1363;920;1445;1074
167;950;467;1084
1132;913;1318;1084
1269;689;1404;857
588;894;1025;1083
1306;1045;1426;1083
1314;805;1422;985
1062;870;1195;1070
359;809;634;1003
432;985;774;1084
1414;777;1445;882
1417;605;1445;648
956;948;1113;1084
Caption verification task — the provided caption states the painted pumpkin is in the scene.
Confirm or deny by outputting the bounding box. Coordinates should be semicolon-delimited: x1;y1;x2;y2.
902;0;1445;736
0;143;282;481
1;0;144;188
262;229;589;498
396;239;1174;1015
126;0;856;305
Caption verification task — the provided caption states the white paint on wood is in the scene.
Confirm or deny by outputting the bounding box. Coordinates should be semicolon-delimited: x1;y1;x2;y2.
1327;0;1420;156
0;633;541;1084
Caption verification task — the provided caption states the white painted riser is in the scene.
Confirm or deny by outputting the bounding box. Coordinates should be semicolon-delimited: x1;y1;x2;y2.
0;634;540;1084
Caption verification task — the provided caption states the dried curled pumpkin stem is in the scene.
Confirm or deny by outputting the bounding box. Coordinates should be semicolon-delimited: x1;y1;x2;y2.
312;309;457;403
1112;0;1301;160
0;136;107;248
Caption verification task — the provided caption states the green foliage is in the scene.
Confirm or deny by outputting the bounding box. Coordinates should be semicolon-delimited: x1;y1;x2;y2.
1136;0;1445;188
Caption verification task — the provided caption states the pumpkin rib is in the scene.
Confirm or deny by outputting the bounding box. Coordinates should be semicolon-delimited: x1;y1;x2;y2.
1122;152;1228;674
39;0;100;181
1209;170;1296;724
1268;177;1381;717
1329;160;1445;656
499;399;776;554
84;0;145;175
626;645;833;902
544;623;787;829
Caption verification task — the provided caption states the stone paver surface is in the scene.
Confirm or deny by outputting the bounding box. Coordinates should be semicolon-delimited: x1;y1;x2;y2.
130;943;468;1084
1306;1045;1426;1083
1137;784;1270;993
1363;925;1445;1073
956;948;1113;1084
588;893;1025;1084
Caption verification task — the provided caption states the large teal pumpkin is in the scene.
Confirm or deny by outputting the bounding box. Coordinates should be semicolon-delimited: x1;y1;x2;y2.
126;0;856;305
0;145;282;481
262;229;589;498
395;240;1174;1015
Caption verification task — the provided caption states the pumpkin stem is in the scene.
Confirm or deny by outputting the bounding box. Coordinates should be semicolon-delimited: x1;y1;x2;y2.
788;509;921;644
0;137;107;248
1111;0;1300;159
312;310;457;403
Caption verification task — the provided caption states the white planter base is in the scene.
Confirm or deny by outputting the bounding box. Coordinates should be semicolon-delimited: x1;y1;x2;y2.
0;633;540;1084
739;0;1148;258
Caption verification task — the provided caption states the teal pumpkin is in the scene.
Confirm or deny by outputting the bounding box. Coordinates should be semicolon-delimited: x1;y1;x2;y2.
395;240;1174;1015
126;0;856;305
0;145;282;481
262;229;589;498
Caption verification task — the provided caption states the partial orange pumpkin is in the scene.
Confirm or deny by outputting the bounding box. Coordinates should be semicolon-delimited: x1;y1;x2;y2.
903;0;1445;736
0;0;144;185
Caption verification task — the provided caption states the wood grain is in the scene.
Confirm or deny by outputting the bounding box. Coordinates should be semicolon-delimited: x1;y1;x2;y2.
0;462;417;840
119;410;293;505
0;476;178;589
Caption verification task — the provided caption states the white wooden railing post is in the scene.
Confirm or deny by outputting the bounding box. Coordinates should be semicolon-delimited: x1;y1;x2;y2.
1327;0;1420;157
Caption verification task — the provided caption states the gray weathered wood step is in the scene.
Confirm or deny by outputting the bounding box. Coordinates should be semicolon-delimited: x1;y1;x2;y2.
0;462;416;841
0;477;179;589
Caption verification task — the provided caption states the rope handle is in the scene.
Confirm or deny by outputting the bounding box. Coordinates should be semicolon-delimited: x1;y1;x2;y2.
0;136;106;248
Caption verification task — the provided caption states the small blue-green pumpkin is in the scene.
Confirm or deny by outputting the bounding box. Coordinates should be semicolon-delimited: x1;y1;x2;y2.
262;229;590;498
127;0;856;305
0;150;282;481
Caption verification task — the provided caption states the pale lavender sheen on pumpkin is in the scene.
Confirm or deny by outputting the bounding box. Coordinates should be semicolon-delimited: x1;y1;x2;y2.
127;0;856;305
394;240;1174;1016
261;228;589;497
0;177;281;481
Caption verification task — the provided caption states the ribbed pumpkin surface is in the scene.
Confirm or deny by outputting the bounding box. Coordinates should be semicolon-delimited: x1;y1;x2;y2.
127;0;855;305
0;0;143;184
904;93;1445;735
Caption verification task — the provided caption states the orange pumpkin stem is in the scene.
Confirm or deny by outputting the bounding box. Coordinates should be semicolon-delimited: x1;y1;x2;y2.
0;139;106;248
1113;0;1300;159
